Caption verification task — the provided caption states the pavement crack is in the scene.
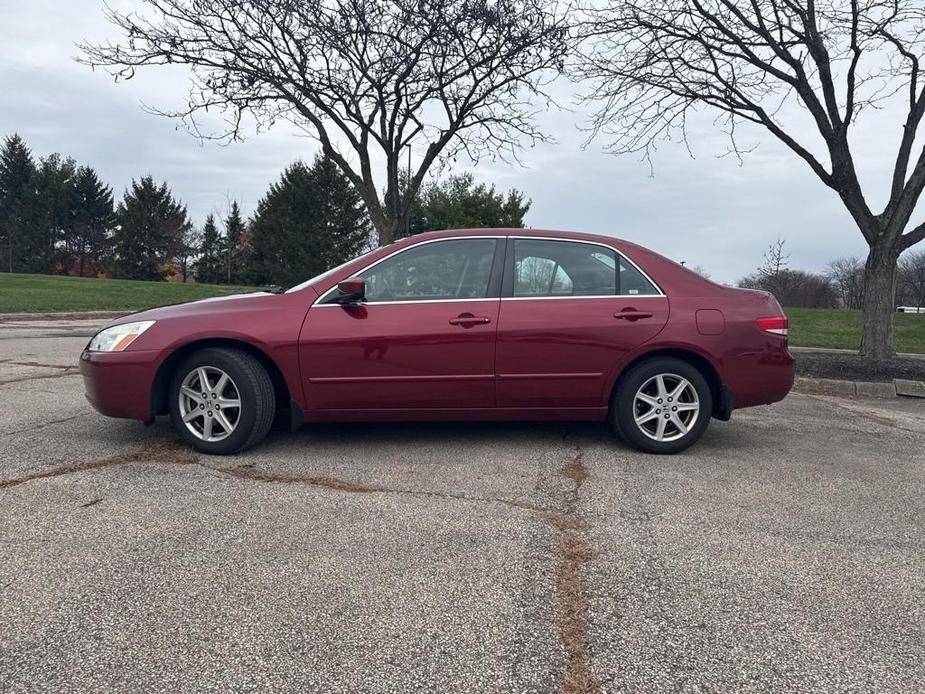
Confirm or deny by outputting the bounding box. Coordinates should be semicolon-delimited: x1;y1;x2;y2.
219;464;555;512
551;446;601;694
1;412;93;438
0;359;76;370
0;369;81;386
0;442;201;490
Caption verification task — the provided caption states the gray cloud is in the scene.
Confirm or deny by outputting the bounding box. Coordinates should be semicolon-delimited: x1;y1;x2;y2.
1;0;905;283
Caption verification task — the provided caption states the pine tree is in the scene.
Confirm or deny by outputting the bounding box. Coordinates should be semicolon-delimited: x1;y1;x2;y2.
413;173;531;234
248;157;371;288
0;134;37;273
69;166;115;277
31;154;78;273
196;214;223;283
113;176;190;280
223;201;247;284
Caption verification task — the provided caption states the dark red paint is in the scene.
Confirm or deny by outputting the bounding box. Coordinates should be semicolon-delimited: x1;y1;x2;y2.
80;228;794;426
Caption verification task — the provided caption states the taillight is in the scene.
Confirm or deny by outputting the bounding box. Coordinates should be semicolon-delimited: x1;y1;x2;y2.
756;315;788;337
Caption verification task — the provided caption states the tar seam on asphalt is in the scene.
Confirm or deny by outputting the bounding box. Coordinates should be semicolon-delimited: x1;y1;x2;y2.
553;447;601;694
0;439;602;693
0;369;81;386
0;441;201;489
1;412;93;439
0;359;77;370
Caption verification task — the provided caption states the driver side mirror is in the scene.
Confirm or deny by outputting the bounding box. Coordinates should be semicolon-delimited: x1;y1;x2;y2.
335;277;366;305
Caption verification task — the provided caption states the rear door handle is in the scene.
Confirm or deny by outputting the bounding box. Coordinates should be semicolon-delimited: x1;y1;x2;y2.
449;316;491;326
614;310;653;321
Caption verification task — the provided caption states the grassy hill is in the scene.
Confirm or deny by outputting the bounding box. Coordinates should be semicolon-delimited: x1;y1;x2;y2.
0;273;260;314
786;307;925;354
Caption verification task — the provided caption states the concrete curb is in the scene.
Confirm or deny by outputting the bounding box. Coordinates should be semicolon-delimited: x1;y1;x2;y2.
794;376;925;399
791;345;925;360
0;311;128;322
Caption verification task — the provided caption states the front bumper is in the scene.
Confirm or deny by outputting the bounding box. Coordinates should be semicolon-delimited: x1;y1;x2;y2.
79;349;160;421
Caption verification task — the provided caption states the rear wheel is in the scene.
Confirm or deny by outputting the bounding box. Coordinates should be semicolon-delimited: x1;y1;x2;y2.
611;357;712;454
169;348;275;455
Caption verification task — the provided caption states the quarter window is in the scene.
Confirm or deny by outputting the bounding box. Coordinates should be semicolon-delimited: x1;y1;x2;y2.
338;238;498;303
512;239;659;297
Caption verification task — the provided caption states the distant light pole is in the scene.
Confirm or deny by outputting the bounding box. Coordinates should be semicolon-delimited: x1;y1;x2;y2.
406;144;411;238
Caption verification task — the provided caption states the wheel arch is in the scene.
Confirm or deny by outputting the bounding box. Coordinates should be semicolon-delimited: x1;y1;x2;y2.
610;347;730;419
150;338;292;419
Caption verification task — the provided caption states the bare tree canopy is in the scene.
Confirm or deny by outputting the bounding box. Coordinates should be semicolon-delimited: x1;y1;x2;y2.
575;0;925;359
79;0;567;245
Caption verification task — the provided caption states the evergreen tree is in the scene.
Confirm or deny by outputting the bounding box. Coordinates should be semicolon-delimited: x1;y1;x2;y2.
0;134;37;273
68;166;115;277
196;214;223;283
113;176;190;280
410;173;530;234
31;154;79;273
248;157;371;288
223;201;247;284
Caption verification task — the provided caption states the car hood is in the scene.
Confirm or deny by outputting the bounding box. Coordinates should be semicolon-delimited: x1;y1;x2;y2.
106;291;282;327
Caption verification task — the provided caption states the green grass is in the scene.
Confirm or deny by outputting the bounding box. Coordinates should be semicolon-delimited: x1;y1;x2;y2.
0;273;260;314
786;307;925;354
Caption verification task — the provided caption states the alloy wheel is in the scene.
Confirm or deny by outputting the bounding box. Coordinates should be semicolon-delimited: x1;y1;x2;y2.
633;373;700;442
177;366;242;443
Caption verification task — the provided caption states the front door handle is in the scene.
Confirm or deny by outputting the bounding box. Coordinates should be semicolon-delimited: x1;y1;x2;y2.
449;315;491;326
614;309;653;321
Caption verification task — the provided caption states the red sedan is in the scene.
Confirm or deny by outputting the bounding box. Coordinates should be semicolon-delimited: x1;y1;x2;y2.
80;229;794;455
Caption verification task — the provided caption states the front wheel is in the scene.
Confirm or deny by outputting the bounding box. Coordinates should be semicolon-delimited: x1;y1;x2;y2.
169;348;276;455
610;357;713;454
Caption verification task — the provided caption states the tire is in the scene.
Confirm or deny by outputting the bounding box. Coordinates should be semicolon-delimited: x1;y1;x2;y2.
169;348;276;455
610;357;713;454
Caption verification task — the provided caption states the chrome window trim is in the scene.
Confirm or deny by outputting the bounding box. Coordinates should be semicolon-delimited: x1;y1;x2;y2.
313;297;500;307
313;235;501;306
500;294;665;301
508;235;666;299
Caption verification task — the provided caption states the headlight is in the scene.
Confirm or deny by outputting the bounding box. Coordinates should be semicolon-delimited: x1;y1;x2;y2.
87;321;156;352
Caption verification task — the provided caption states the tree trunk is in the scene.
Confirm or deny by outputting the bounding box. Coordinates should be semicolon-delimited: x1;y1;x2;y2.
372;211;407;247
859;241;899;360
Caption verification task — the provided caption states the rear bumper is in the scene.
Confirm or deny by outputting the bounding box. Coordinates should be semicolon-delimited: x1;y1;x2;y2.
79;349;160;421
723;344;795;410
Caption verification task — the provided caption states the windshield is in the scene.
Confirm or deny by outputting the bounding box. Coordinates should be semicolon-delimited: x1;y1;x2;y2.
285;247;381;294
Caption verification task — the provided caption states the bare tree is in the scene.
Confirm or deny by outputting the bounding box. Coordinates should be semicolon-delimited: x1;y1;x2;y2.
827;256;865;309
177;224;203;284
898;249;925;309
739;268;838;308
79;0;567;246
575;0;925;359
758;237;790;284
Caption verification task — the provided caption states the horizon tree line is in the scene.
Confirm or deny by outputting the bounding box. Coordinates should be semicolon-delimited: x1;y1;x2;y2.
0;133;530;286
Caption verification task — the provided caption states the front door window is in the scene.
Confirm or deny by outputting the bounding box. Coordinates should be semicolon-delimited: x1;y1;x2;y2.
346;238;498;303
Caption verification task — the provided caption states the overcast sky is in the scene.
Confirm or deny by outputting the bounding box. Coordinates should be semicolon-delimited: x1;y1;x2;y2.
2;0;917;283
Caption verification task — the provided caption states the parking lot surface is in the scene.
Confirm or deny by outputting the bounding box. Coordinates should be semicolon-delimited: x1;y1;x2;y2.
1;318;924;693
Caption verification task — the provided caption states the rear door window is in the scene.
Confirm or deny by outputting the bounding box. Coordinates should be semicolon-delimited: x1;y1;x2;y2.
511;239;659;297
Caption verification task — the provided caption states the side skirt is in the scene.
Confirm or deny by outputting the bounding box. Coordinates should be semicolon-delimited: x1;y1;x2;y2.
302;406;609;423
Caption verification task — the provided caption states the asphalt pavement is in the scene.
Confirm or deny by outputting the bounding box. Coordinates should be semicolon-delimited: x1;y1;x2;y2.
1;318;924;693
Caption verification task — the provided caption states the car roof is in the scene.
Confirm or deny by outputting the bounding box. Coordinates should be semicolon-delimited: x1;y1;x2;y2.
401;228;628;247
